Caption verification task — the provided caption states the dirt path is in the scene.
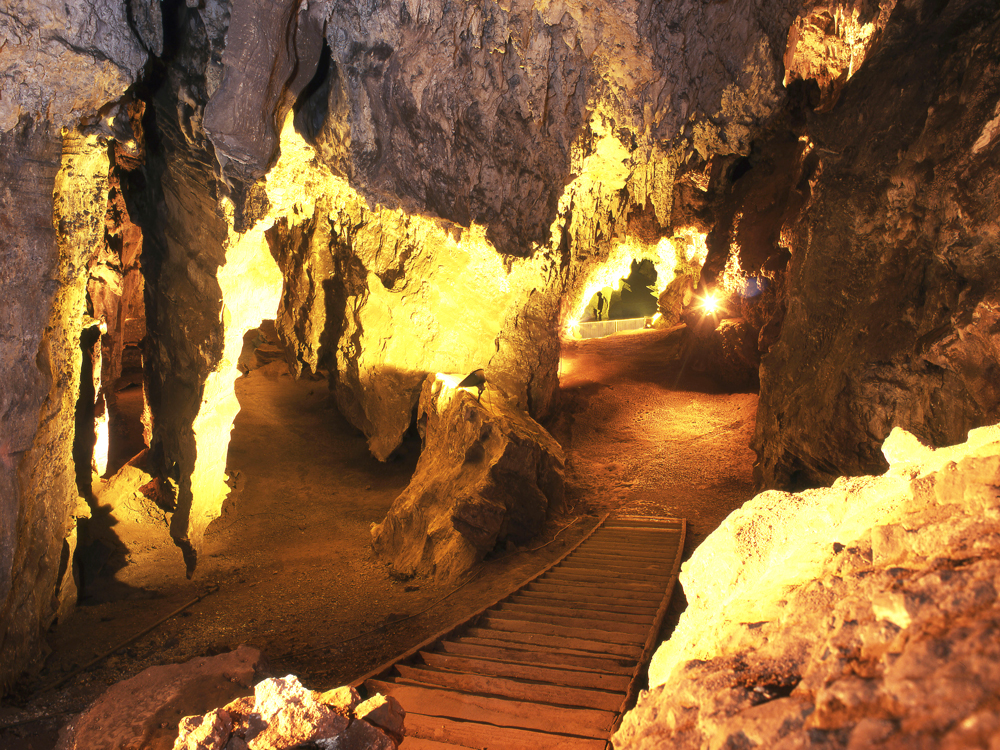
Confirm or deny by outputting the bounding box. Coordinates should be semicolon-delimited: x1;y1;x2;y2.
1;327;758;747
554;327;759;552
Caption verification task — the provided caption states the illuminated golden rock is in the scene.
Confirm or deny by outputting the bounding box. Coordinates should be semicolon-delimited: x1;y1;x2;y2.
372;373;564;583
615;424;1000;748
783;0;898;110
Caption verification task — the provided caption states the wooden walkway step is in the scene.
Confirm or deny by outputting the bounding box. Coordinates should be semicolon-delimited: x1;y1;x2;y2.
353;514;686;749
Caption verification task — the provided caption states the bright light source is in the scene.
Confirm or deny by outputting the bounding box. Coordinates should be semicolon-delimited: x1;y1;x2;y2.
94;411;109;476
701;293;719;314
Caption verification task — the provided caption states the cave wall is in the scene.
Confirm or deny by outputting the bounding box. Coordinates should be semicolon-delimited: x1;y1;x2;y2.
754;0;1000;488
0;0;825;690
4;0;997;702
0;0;146;692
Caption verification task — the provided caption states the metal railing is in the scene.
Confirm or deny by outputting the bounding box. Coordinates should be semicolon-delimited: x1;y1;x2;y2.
576;317;649;339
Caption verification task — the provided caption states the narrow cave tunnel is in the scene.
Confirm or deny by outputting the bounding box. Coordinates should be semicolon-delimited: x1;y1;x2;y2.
2;0;1000;748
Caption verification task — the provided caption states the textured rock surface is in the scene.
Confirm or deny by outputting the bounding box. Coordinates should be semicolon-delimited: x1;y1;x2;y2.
372;373;565;583
171;676;403;750
0;0;145;695
615;424;1000;749
0;129;111;692
754;0;1000;489
0;0;147;132
57;645;262;750
263;118;564;461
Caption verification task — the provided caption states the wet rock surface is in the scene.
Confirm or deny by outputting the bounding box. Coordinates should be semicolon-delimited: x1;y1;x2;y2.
615;424;1000;749
372;373;565;583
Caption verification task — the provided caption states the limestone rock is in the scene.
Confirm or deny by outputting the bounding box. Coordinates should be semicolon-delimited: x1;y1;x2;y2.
371;373;565;583
0;0;146;132
204;0;326;183
174;709;232;750
354;694;405;743
264;174;565;461
753;0;1000;489
243;676;351;748
57;645;263;750
783;0;898;111
171;677;401;750
614;424;1000;749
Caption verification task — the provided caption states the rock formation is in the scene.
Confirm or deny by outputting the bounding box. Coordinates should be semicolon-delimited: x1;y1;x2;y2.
615;422;1000;749
371;373;565;582
3;0;999;719
172;676;404;750
0;0;146;680
57;645;263;750
750;0;1000;488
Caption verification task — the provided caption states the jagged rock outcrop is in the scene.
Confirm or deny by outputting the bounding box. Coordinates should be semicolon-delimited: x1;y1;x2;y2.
172;676;404;750
371;373;564;583
265;177;565;460
615;423;1000;749
754;0;1000;489
57;645;263;750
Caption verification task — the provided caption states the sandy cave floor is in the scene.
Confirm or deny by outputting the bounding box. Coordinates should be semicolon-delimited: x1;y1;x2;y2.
0;326;757;748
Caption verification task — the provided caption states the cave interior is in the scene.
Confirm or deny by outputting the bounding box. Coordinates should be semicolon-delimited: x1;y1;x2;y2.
2;0;1000;746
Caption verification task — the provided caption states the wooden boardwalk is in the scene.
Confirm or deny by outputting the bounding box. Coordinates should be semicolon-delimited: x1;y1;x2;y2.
354;514;686;749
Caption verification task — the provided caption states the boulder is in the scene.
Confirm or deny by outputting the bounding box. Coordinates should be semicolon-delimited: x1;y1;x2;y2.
57;645;263;750
371;373;565;583
171;676;403;750
614;423;1000;749
753;0;1000;489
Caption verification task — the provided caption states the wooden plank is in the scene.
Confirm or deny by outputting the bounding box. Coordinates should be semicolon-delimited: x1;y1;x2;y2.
536;573;664;591
530;576;665;595
584;530;678;540
559;558;672;573
455;635;632;661
436;641;633;674
579;537;676;546
400;737;472;749
511;590;660;612
576;542;678;555
351;513;611;688
394;665;622;711
488;605;650;632
603;520;682;529
367;681;616;737
570;545;677;564
611;518;687;734
569;548;675;561
417;652;631;692
545;566;670;589
480;614;647;644
497;601;652;624
463;628;643;658
528;579;664;600
405;713;608;750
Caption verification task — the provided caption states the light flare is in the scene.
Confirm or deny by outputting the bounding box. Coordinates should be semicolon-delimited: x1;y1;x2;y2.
94;410;109;476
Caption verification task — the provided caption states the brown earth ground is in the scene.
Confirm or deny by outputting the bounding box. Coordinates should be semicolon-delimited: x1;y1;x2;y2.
0;326;757;748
